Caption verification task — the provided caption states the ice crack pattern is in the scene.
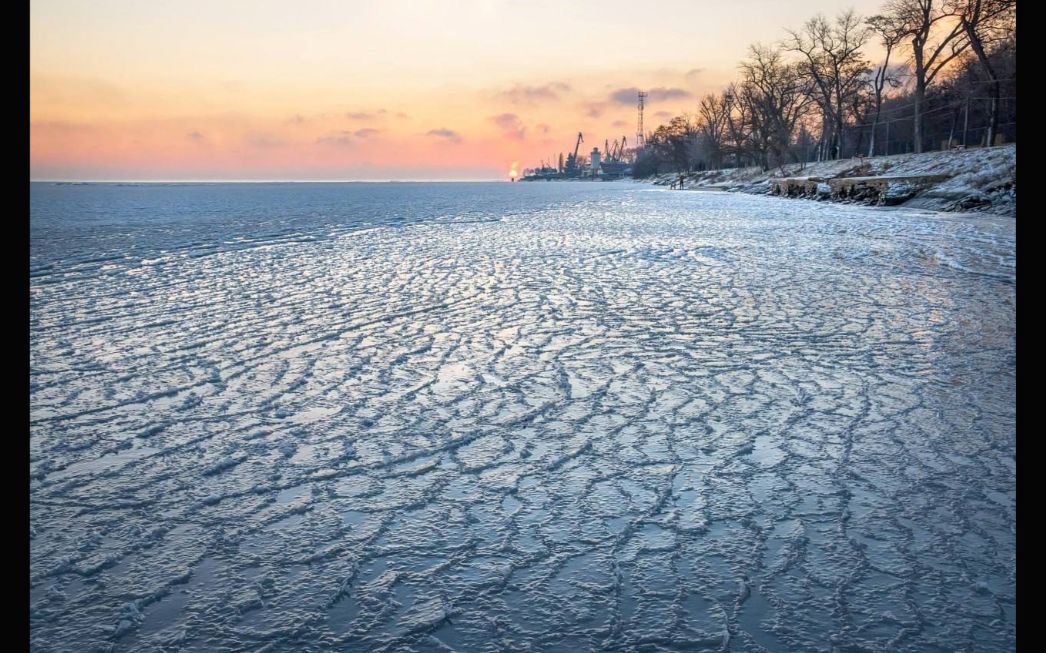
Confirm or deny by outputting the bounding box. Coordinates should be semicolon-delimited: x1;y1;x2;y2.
30;182;1015;652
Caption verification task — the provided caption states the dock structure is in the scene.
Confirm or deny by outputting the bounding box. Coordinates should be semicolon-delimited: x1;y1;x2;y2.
771;174;951;205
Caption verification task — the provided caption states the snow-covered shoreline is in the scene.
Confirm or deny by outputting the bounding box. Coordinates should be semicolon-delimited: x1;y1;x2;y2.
645;144;1016;216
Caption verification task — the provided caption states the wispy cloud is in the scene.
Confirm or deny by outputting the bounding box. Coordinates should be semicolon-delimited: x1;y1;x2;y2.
584;103;607;118
494;82;571;105
684;68;705;83
316;130;355;147
346;111;385;121
317;127;382;145
490;113;526;140
245;133;286;148
608;87;692;104
426;128;462;144
187;130;206;142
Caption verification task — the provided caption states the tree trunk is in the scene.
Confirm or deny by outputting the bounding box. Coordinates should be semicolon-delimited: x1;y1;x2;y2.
987;82;999;145
914;77;925;154
868;99;881;157
966;32;1000;146
836;115;845;159
834;89;845;159
958;1;1003;147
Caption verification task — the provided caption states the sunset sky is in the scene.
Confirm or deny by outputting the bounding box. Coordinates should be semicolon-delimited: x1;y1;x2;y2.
31;0;889;180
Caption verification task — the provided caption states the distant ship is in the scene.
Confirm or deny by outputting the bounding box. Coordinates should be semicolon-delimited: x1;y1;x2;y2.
520;166;563;181
598;159;631;180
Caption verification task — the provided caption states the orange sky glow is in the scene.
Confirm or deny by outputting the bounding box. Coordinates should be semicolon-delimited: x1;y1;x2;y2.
31;0;890;180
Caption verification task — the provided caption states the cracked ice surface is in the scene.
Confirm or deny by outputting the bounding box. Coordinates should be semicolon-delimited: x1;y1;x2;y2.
30;183;1015;652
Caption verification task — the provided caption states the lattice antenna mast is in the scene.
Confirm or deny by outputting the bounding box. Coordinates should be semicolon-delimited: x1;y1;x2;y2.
636;91;647;149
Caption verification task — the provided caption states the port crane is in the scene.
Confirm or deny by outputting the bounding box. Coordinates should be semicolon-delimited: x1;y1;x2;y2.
605;136;628;161
564;132;584;177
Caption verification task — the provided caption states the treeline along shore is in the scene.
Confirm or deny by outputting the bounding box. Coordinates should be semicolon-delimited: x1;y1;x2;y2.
632;0;1015;196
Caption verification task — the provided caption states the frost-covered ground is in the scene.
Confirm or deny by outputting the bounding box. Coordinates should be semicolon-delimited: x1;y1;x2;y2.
30;182;1015;652
651;144;1016;216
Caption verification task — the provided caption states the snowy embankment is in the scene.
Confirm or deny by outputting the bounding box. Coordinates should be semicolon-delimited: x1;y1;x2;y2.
649;143;1016;216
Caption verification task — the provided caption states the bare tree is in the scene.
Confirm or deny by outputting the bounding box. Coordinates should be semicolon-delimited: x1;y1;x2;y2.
697;94;730;169
884;0;970;152
648;115;696;172
866;14;907;155
786;10;872;159
944;0;1015;146
738;44;814;170
631;0;1015;180
723;83;751;168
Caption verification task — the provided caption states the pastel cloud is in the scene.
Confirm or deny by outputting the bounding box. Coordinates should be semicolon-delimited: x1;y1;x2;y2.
346;110;388;121
426;128;462;144
584;103;606;118
491;113;526;140
316;131;355;147
245;133;286;148
494;82;571;105
608;87;692;104
685;68;705;83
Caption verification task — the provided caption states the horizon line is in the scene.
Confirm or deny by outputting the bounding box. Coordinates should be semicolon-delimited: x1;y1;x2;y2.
30;178;512;184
